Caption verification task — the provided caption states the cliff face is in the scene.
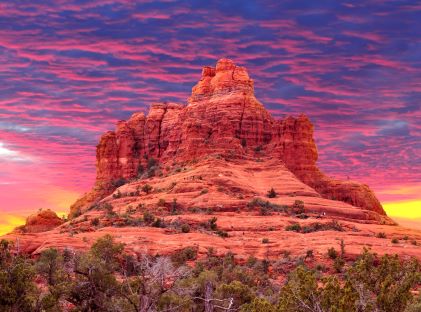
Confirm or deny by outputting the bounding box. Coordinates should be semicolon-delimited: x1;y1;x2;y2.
70;59;385;217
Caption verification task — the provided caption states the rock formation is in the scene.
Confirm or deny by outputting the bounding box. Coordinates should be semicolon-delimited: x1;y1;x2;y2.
70;58;385;217
14;209;63;233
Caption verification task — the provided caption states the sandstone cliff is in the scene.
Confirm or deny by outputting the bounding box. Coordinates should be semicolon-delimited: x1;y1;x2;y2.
70;59;385;218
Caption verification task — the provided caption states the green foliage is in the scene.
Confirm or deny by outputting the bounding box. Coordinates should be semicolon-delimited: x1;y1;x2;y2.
0;236;420;312
285;223;301;232
90;234;124;271
36;248;63;286
112;189;122;199
142;183;153;194
147;157;157;169
262;238;269;244
216;280;254;308
333;257;345;273
267;187;277;198
157;198;166;207
216;230;229;238
240;297;276;312
143;211;155;224
292;200;305;214
111;178;126;188
181;223;190;233
137;164;145;177
171;247;197;265
91;217;100;226
392;238;399;244
0;256;38;312
248;198;288;213
208;217;218;230
152;217;165;228
377;232;387;238
327;247;338;259
171;198;179;214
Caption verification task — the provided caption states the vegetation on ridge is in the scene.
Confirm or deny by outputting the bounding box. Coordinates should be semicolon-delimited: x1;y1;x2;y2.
1;235;421;311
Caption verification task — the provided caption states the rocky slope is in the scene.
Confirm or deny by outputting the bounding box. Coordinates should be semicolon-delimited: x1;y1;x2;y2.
70;58;384;218
5;58;412;263
13;209;63;233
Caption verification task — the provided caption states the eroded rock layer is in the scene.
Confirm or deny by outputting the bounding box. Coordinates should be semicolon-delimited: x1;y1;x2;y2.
70;59;385;217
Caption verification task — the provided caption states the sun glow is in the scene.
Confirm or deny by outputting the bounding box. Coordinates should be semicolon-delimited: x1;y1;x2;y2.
383;200;421;219
0;214;26;236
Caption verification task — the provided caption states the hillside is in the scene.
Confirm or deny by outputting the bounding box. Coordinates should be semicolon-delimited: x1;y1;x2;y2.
3;59;420;265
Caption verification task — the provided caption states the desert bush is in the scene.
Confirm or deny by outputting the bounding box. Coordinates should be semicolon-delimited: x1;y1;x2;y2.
248;198;288;213
112;190;122;199
142;184;153;194
208;217;218;230
112;178;126;188
143;211;155;224
152;218;165;228
216;230;229;238
171;246;197;265
285;223;301;232
377;232;387;239
267;188;277;198
292;200;305;214
327;247;338;259
181;224;190;233
262;238;269;244
91;218;100;226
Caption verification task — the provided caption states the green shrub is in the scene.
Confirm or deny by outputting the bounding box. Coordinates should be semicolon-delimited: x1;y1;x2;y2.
142;184;153;194
376;232;387;239
334;257;345;272
327;247;338;259
181;224;190;233
157;198;166;207
208;217;218;230
112;190;122;199
262;238;269;244
200;188;209;195
112;178;127;188
91;218;100;226
267;188;277;198
292;200;305;214
171;247;197;265
152;218;165;228
216;230;229;238
286;223;301;232
248;198;287;213
392;238;399;244
143;211;155;224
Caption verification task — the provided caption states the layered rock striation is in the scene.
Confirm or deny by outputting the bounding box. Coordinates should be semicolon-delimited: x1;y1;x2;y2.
70;59;385;217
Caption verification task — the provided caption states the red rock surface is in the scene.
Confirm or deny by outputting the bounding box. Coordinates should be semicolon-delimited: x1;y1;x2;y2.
71;58;384;217
14;209;63;233
5;59;408;269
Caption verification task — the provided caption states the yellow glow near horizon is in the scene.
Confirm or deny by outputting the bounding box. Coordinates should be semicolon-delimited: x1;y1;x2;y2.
0;214;26;236
383;200;421;219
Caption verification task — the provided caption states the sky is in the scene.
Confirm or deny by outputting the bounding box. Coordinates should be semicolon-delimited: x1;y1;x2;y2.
0;0;420;234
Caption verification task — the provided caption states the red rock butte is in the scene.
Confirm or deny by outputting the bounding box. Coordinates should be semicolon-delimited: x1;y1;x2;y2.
71;58;386;220
8;59;417;261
